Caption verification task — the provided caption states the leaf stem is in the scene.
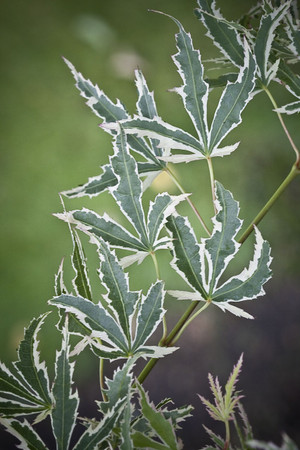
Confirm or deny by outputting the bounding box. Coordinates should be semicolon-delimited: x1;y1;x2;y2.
224;420;230;450
99;357;108;402
165;166;211;236
137;300;206;384
169;301;210;345
207;157;217;214
238;163;300;243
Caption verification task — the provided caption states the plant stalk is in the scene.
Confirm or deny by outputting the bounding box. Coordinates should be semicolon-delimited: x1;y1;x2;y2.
137;301;199;384
238;163;300;243
207;157;217;213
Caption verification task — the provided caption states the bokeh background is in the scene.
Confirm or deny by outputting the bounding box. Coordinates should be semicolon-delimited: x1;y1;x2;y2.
0;0;299;448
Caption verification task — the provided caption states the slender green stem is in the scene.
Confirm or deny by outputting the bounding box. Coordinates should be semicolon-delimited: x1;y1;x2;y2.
137;301;199;384
264;87;300;165
170;301;211;345
207;157;217;214
238;163;300;243
150;251;160;280
224;420;230;450
99;353;108;402
233;415;247;450
165;166;211;236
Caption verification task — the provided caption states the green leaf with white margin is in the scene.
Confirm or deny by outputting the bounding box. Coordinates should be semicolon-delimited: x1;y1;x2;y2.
50;245;176;360
203;181;242;294
132;281;166;353
275;60;300;98
55;209;148;252
97;239;139;343
63;57;128;125
98;359;134;415
0;418;48;450
212;226;272;306
73;398;127;450
49;294;129;356
166;214;208;300
0;314;52;418
157;12;209;149
136;382;179;450
147;192;189;249
109;127;149;246
254;1;292;85
55;259;68;297
51;318;79;450
14;313;52;406
208;40;256;153
195;0;245;67
71;228;92;300
64;58;164;174
135;69;162;159
167;182;272;319
275;100;300;115
103;117;204;156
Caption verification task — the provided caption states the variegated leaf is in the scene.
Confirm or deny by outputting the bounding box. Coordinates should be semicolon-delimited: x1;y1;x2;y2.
49;294;129;355
274;100;300;114
63;57;127;125
275;60;300;99
54;259;68;297
212;227;272;304
103;117;203;154
98;359;134;415
14;314;52;406
110;128;149;246
136;382;179;450
208;41;256;152
203;182;242;294
132;282;165;352
55;209;148;252
51;320;79;450
135;69;162;159
97;239;139;343
71;228;92;300
0;315;52;418
166;215;207;299
195;0;245;67
147;193;188;249
73;398;127;450
163;12;209;148
167;182;272;319
254;2;292;85
62;164;117;199
0;418;48;449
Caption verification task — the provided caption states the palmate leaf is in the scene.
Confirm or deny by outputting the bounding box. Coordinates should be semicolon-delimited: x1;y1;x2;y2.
51;319;79;450
62;60;165;199
56;130;186;267
49;239;177;360
167;182;272;319
103;24;255;161
0;314;53;419
254;1;292;86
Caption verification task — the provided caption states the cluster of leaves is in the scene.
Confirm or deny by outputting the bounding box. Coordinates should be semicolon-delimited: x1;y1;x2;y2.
0;0;299;448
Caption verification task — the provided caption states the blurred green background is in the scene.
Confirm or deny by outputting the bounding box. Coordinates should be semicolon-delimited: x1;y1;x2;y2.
1;0;299;448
